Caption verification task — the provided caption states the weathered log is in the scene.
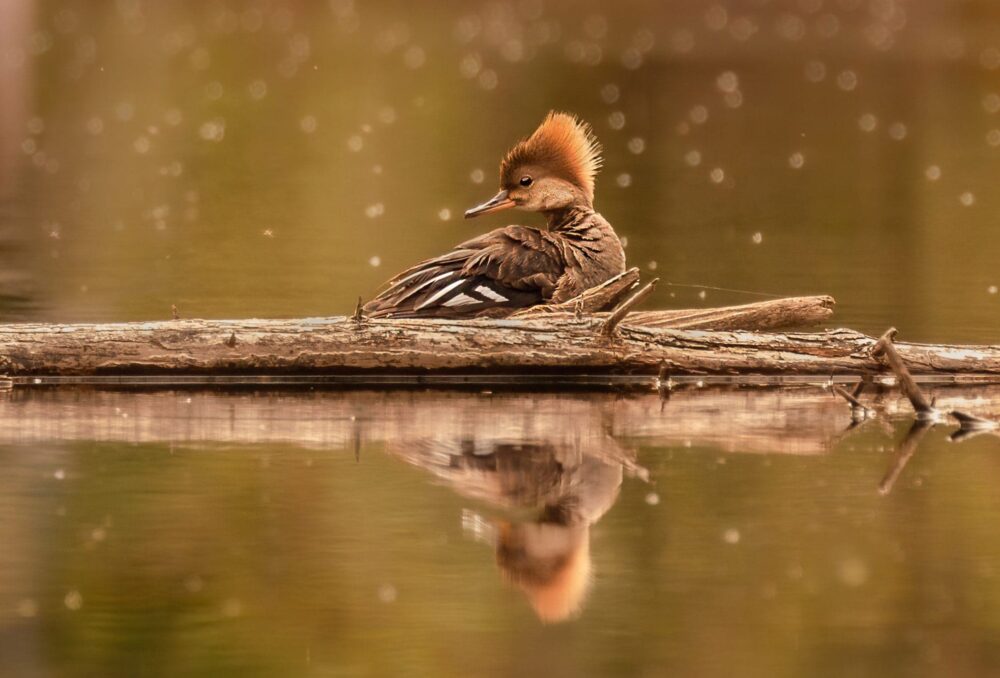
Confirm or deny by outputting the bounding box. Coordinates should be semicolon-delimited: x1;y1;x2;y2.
519;294;836;331
0;314;998;377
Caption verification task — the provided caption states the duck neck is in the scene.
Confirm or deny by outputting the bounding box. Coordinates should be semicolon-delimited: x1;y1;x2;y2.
545;202;595;231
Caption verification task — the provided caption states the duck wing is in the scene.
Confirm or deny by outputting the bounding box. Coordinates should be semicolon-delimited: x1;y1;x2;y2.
363;226;565;318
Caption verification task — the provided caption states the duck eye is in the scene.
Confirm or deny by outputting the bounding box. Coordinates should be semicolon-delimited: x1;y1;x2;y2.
519;176;533;187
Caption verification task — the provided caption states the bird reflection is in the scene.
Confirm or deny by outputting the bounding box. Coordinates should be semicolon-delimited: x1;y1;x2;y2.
387;436;641;623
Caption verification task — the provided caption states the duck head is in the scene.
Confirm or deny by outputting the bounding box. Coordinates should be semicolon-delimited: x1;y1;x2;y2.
465;111;603;218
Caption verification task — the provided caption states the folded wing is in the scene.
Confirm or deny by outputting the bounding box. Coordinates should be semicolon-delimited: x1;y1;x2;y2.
363;226;564;318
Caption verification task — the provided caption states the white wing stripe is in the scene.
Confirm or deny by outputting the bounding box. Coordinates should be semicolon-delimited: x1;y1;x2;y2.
397;270;454;302
415;277;466;310
475;285;508;302
443;293;479;307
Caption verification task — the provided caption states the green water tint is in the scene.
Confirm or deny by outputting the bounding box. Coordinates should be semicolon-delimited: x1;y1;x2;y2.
2;0;1000;675
0;388;998;677
0;1;999;343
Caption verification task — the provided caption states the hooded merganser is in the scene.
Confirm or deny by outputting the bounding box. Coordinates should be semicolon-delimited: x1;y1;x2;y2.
363;111;626;318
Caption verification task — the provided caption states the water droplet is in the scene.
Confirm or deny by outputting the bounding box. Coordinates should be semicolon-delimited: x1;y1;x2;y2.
716;70;739;93
300;115;318;134
478;69;498;90
752;231;763;244
248;79;268;100
377;583;398;603
470;168;485;184
608;111;626;130
403;45;426;69
924;165;941;181
887;122;908;140
346;134;363;151
689;105;709;124
788;152;805;169
705;5;728;31
804;60;827;82
27;117;44;135
627;137;646;154
709;167;725;183
16;599;38;618
53;468;65;480
959;191;975;206
222;598;243;617
836;70;858;91
368;255;381;267
438;208;451;221
85;117;104;135
645;492;660;506
364;203;385;218
647;260;657;270
988;285;998;295
198;119;226;142
616;173;632;187
133;136;151;154
600;83;620;104
837;557;869;587
684;150;702;167
378;106;397;125
64;590;83;610
858;113;878;132
723;528;740;544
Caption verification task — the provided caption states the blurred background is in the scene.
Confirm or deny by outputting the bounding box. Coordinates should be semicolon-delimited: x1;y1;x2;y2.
3;2;1000;678
0;0;998;340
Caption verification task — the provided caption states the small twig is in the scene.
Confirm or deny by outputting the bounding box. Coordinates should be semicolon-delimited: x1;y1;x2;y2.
832;385;865;409
851;374;871;400
879;419;933;496
353;296;365;323
949;410;998;430
224;332;237;348
601;279;658;337
171;304;179;320
871;328;936;417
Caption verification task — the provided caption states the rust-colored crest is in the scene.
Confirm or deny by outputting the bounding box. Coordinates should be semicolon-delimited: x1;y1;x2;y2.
500;112;603;202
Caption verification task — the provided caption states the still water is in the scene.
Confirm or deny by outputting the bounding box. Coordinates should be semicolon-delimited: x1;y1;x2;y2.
1;387;999;677
1;0;1000;676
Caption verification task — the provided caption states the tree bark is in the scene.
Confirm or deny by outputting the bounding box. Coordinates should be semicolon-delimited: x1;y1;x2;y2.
0;313;997;377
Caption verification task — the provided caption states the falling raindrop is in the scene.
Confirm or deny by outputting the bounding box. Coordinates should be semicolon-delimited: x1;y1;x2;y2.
924;165;941;181
788;152;805;169
300;115;318;134
689;105;709;124
858;113;878;132
836;70;858;91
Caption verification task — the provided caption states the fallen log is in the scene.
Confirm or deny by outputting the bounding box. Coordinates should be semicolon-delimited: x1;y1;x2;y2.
0;314;997;377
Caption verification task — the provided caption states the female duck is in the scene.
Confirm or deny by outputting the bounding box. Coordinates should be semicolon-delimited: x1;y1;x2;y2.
364;112;626;318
